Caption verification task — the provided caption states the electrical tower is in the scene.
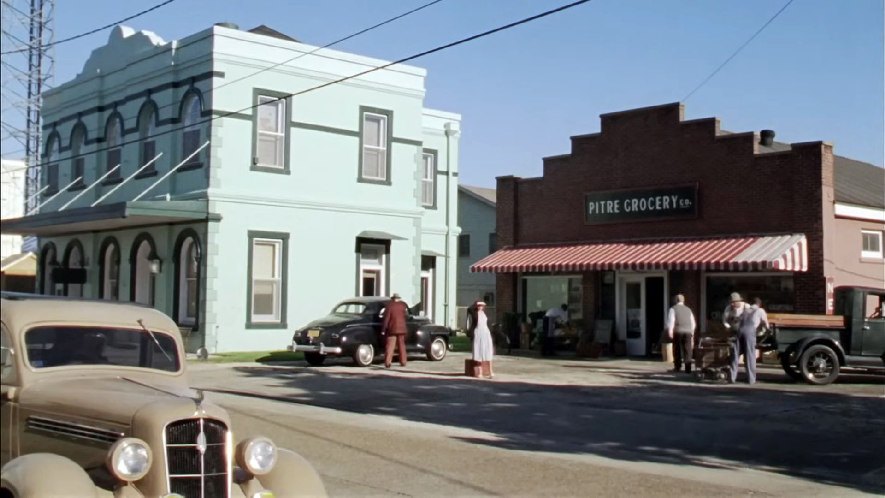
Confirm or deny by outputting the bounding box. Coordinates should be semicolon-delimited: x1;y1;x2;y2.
1;0;55;227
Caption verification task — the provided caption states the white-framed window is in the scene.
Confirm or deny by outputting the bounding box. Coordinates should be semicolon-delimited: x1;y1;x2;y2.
178;237;199;325
66;244;83;298
251;238;283;323
105;115;123;180
421;151;436;207
139;104;157;172
361;112;388;181
102;242;119;300
861;230;883;259
359;243;386;297
181;93;202;164
69;125;86;188
255;95;286;169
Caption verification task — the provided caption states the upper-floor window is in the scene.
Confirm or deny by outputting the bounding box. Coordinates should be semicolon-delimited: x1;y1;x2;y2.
861;230;883;259
488;232;497;254
181;93;202;165
138;103;158;174
105;115;123;182
458;234;470;257
69;125;86;189
360;110;389;182
421;150;436;207
44;134;59;194
254;95;287;170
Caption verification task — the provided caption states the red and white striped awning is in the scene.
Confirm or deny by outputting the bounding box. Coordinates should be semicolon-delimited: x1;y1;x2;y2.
471;234;808;273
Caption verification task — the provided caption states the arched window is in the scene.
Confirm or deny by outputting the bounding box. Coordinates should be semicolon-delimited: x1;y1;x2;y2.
138;102;158;173
181;92;202;165
63;240;85;298
44;134;60;194
177;235;200;325
105;114;123;181
100;239;120;300
69;124;86;189
130;233;159;306
40;243;57;295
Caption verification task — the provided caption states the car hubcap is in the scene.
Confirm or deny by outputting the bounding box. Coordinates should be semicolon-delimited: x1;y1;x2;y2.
358;345;373;364
431;340;445;359
808;354;831;377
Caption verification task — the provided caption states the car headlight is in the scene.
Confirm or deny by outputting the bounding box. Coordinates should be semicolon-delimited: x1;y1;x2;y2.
107;437;152;482
236;437;278;475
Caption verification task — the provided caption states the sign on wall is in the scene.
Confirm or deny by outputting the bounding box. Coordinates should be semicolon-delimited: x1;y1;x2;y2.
585;184;698;224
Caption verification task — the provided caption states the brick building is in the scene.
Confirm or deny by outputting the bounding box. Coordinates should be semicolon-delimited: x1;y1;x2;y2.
472;103;884;356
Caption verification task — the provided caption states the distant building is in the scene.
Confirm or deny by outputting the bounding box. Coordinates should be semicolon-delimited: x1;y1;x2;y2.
456;184;496;327
1;159;35;292
473;103;884;357
1;24;461;352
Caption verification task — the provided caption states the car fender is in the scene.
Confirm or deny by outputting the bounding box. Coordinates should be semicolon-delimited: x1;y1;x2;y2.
1;453;102;498
786;335;846;365
338;326;378;354
253;448;327;497
418;324;450;340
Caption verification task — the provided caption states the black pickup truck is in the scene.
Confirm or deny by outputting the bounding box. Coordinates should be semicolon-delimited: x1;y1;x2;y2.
765;286;885;385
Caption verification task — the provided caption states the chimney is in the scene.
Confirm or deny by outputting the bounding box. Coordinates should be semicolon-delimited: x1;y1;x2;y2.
760;129;775;147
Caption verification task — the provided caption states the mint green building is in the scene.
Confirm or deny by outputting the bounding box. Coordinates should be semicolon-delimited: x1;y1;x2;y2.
3;24;461;353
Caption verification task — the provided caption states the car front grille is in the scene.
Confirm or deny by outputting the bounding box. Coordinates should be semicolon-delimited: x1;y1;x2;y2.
165;418;229;498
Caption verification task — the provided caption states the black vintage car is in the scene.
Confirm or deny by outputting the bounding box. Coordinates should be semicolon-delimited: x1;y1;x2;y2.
287;297;452;367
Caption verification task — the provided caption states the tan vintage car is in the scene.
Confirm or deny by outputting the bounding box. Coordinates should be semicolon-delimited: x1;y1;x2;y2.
0;292;326;498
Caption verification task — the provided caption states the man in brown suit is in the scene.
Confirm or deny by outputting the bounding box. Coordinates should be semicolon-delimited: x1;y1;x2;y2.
382;293;409;368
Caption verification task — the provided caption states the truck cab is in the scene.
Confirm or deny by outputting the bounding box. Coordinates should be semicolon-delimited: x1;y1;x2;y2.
770;286;885;385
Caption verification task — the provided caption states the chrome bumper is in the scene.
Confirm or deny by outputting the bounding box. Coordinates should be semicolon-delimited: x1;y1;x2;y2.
288;343;342;355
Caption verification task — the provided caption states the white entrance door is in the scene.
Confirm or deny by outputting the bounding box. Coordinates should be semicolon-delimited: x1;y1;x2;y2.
618;275;646;356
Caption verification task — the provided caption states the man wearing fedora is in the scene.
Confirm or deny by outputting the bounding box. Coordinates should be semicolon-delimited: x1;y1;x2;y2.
382;293;409;368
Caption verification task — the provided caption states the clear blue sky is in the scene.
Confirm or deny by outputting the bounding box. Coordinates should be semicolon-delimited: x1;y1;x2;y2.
43;0;885;187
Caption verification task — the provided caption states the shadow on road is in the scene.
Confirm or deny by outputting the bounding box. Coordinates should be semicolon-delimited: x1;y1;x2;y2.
204;360;885;495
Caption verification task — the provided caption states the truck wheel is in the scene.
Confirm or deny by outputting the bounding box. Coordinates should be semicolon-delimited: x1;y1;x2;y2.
780;354;803;382
304;352;326;366
353;344;375;367
426;337;447;361
799;345;840;385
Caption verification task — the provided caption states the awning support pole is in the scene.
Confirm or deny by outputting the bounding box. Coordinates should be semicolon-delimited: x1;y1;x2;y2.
89;152;164;207
133;141;209;202
46;163;120;213
26;176;85;215
24;184;48;202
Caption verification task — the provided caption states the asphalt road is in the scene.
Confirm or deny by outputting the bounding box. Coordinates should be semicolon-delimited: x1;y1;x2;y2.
189;352;885;497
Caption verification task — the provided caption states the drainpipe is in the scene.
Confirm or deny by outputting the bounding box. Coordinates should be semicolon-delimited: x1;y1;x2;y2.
443;122;458;329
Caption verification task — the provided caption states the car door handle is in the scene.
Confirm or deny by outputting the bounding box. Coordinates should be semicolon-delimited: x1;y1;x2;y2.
862;325;870;330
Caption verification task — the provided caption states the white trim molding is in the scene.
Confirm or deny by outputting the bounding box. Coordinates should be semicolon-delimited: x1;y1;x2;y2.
834;202;885;222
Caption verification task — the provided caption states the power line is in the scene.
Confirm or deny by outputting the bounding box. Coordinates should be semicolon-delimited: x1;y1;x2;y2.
682;0;795;102
0;0;178;55
22;0;594;173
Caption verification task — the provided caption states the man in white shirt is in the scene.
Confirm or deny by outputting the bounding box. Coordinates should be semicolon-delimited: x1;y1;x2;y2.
730;297;770;385
666;294;697;373
542;304;569;356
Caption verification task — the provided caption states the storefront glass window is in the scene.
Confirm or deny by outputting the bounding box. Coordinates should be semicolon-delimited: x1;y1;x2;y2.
705;274;795;328
523;276;583;325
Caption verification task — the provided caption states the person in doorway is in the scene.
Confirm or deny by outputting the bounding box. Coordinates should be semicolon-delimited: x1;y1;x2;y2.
542;304;569;356
382;293;409;368
730;297;770;385
666;294;697;373
467;300;494;378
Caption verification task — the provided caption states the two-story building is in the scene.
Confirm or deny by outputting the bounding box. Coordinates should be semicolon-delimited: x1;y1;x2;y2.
456;184;496;327
473;103;884;356
2;24;461;353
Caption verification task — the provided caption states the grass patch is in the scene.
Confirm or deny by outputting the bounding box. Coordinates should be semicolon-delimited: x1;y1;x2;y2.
450;334;471;353
197;350;304;363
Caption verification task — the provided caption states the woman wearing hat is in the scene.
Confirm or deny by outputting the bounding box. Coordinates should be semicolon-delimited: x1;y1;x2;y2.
466;300;495;379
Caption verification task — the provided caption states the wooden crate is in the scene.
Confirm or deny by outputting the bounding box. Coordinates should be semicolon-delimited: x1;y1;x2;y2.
768;313;845;329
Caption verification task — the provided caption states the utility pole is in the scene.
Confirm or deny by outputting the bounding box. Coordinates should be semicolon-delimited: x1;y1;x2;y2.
1;0;55;249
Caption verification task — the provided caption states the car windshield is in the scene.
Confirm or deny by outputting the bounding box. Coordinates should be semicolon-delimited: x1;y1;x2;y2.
332;302;371;315
25;326;180;372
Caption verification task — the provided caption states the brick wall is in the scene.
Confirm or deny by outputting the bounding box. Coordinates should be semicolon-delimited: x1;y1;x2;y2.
495;102;835;314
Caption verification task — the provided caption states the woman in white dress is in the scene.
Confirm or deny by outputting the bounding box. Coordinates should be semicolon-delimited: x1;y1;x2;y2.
469;301;495;379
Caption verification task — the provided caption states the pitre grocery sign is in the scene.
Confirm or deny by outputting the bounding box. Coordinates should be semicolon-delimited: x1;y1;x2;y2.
585;184;697;224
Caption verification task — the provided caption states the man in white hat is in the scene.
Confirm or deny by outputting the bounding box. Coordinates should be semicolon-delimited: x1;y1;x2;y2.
721;292;751;384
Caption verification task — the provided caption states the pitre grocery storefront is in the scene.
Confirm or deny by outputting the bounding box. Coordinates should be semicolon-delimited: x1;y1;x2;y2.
472;103;885;356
